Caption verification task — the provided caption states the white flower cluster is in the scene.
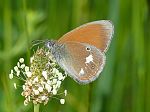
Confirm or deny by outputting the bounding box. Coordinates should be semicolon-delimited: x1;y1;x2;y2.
9;48;68;106
9;58;30;82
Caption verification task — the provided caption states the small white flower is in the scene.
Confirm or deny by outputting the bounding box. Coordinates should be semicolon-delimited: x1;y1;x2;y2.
17;71;20;76
33;89;39;95
17;62;20;67
56;81;61;88
60;99;65;104
22;85;25;90
45;84;52;92
52;89;57;95
53;85;57;89
38;86;43;92
52;68;59;74
14;66;19;72
43;98;49;105
21;92;24;96
25;66;29;72
30;56;34;63
42;71;47;80
33;100;37;105
64;90;67;96
52;68;56;73
40;80;46;85
19;58;24;63
33;77;38;82
26;71;32;77
11;70;13;74
9;73;13;79
13;83;17;89
52;79;57;84
58;73;64;80
24;100;28;106
47;80;52;85
41;96;47;101
21;64;25;69
28;80;32;86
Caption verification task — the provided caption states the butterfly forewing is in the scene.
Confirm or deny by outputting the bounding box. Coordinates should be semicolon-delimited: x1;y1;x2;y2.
58;20;114;53
57;42;106;84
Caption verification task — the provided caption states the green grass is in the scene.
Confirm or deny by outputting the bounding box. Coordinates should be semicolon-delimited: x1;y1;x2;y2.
0;0;149;112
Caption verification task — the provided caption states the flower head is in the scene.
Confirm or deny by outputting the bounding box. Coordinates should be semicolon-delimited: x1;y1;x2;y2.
60;99;65;104
9;47;67;105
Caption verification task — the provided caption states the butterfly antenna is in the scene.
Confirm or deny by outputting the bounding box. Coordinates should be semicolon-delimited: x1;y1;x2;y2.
30;39;48;49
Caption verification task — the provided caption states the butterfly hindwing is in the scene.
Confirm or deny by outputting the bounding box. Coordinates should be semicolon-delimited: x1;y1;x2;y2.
56;42;106;84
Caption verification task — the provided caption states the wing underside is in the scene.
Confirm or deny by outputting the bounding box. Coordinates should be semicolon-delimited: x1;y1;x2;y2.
57;42;106;84
58;20;114;53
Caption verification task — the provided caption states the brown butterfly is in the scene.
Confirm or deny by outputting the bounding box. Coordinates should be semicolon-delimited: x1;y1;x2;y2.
45;20;114;84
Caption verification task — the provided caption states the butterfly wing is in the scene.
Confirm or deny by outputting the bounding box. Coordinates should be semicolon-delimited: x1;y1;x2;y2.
56;42;106;84
58;20;114;53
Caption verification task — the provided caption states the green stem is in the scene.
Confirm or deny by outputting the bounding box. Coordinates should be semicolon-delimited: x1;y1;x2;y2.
34;104;40;112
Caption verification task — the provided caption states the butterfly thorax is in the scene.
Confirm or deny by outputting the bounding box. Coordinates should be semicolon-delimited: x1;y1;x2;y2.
45;40;66;62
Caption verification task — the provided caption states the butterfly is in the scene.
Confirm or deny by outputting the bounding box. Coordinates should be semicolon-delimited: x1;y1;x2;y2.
45;20;114;84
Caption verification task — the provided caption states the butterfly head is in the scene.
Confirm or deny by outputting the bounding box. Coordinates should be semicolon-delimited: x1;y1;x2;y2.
45;40;56;51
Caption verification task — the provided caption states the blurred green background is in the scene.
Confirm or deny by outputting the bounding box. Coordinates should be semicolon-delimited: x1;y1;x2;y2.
0;0;149;112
